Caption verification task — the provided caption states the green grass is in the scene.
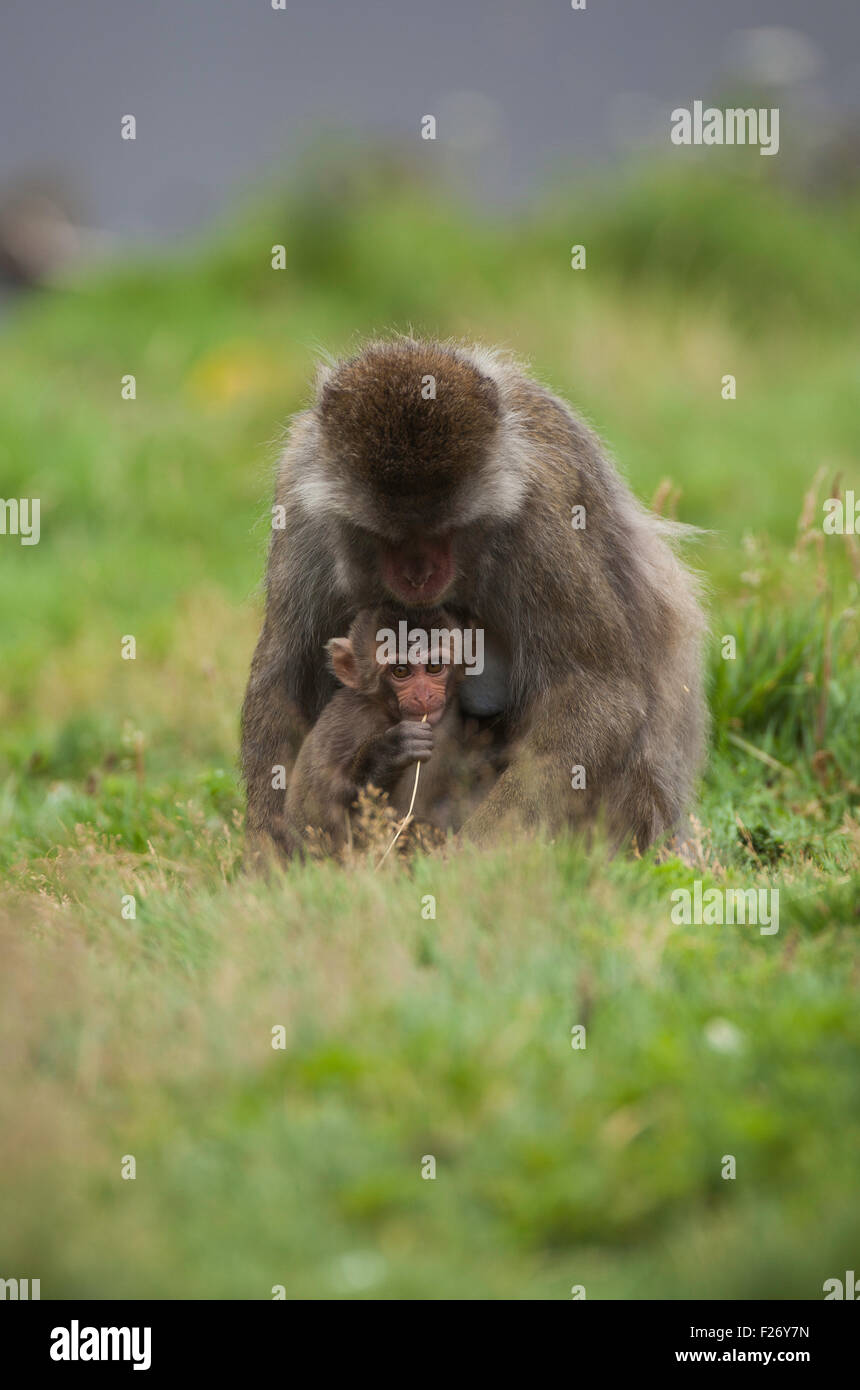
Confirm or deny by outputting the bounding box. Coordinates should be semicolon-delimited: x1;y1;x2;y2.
0;155;858;1299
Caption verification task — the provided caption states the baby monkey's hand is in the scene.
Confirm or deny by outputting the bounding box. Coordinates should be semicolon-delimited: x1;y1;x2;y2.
386;719;434;771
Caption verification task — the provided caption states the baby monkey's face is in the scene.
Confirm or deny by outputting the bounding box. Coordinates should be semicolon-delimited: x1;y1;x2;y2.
380;656;451;725
328;605;463;726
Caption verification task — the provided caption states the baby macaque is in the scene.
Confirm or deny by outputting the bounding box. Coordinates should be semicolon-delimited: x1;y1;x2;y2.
285;606;485;854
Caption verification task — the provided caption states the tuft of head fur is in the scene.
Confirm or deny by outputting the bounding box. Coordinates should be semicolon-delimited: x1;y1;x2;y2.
294;338;529;536
318;340;500;491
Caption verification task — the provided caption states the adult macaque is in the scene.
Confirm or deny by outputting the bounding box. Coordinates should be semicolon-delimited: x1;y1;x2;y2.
285;606;479;853
242;337;706;863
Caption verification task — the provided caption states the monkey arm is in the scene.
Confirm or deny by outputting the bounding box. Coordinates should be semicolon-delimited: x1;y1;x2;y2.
241;480;354;861
240;615;315;859
283;697;420;842
349;733;390;791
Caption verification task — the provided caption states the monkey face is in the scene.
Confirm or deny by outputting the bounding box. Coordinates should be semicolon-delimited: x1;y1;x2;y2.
328;605;465;724
387;661;452;725
301;340;531;604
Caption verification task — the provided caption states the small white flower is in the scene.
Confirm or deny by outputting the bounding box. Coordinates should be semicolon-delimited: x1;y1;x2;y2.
704;1018;745;1054
330;1251;387;1292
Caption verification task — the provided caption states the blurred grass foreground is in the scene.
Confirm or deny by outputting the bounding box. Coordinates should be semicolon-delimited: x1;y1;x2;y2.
0;150;858;1298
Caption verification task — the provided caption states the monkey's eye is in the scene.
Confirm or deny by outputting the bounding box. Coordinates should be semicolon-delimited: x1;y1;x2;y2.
426;661;444;675
391;664;410;679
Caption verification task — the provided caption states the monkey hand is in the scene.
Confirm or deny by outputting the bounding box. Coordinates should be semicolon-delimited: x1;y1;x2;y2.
350;720;434;790
385;719;434;772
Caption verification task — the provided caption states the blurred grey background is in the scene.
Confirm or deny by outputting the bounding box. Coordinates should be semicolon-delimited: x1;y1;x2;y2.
0;0;858;247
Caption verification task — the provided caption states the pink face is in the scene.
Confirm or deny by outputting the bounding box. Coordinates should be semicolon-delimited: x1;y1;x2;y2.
378;534;455;605
387;659;451;725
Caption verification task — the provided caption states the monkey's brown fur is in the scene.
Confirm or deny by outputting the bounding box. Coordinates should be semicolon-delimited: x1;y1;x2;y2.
241;337;707;864
317;344;501;520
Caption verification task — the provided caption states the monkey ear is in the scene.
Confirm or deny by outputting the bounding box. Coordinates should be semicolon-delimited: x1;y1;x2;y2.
327;638;360;689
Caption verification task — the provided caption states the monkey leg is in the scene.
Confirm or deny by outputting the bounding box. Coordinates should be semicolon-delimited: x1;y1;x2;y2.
460;675;690;851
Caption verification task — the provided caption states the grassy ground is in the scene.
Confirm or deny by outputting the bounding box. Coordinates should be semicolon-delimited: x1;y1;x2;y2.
1;157;858;1298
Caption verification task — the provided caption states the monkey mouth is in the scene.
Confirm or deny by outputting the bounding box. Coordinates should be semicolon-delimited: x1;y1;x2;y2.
379;533;455;605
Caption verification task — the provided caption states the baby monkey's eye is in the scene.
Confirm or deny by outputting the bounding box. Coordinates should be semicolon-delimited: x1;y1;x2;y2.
391;664;410;679
426;662;444;675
